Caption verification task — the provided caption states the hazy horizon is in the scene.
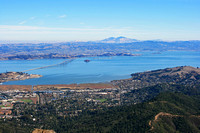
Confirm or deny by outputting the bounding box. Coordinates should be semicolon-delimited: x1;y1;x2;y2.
1;36;200;44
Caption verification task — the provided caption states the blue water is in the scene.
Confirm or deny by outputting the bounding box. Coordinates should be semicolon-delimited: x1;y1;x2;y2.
1;51;200;85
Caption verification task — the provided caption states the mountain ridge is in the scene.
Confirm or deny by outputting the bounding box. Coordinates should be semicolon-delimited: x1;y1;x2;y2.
97;36;138;43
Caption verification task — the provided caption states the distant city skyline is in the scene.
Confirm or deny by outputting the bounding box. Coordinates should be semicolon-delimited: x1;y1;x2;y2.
0;0;200;41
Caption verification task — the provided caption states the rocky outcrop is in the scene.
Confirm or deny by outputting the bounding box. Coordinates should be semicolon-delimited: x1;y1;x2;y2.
32;129;56;133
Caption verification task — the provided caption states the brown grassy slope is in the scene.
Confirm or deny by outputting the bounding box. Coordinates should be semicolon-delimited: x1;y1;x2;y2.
0;85;31;91
34;83;116;90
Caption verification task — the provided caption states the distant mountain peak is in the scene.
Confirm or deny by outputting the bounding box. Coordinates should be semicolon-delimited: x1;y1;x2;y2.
117;36;126;39
99;36;138;43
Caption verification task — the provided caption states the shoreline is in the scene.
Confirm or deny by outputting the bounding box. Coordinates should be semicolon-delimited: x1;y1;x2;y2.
1;66;200;91
1;51;200;87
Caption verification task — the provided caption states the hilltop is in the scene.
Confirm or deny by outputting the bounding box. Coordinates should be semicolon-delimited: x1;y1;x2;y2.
97;36;137;43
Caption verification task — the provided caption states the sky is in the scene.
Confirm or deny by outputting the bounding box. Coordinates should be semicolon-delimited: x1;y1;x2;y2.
0;0;200;41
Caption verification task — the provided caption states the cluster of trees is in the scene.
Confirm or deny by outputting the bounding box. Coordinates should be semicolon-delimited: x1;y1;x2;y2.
122;83;200;104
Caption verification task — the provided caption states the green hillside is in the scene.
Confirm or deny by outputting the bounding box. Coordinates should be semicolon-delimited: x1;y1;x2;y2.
47;92;200;133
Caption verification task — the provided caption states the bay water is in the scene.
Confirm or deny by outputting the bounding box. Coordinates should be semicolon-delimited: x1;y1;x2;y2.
1;51;200;85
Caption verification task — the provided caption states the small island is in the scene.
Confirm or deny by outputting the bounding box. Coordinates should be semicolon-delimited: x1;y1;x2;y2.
0;72;42;84
84;59;90;63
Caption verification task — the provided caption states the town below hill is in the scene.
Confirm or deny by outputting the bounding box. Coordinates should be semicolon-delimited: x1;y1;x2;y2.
0;66;200;132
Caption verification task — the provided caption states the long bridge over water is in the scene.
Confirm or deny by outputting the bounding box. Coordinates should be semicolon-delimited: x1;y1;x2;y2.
22;59;74;72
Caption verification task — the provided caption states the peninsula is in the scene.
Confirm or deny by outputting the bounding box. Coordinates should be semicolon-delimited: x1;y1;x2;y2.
0;72;42;84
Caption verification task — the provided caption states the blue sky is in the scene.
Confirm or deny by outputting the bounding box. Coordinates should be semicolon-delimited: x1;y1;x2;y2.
0;0;200;41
